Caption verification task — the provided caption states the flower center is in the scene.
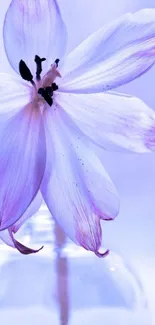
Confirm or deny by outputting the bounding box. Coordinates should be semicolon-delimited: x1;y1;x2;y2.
19;55;60;106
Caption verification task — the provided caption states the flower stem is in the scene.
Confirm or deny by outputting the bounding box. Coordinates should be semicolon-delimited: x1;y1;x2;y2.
54;222;70;325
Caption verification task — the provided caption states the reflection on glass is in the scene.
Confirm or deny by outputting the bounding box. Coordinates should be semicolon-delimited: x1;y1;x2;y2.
0;205;151;325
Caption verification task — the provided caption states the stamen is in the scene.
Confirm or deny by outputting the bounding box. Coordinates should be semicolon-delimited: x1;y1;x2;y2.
19;60;34;85
38;88;53;107
55;59;60;68
35;55;46;81
46;86;53;97
52;83;58;91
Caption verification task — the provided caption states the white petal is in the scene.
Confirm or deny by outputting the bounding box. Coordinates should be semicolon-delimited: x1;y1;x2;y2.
0;192;43;254
3;0;67;75
12;191;43;233
55;91;155;153
0;87;46;230
59;9;155;93
41;108;119;255
0;73;31;116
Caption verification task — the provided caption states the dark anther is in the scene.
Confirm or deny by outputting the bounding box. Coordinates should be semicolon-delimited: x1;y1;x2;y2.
52;83;58;91
38;88;53;106
46;86;53;97
55;58;60;67
19;60;34;84
35;55;46;81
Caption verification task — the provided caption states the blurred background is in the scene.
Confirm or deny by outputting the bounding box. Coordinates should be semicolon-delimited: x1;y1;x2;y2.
0;0;155;324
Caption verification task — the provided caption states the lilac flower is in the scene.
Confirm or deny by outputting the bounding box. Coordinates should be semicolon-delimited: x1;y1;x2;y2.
1;1;155;256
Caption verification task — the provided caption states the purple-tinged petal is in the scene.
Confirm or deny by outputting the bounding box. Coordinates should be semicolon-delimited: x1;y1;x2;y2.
12;191;43;234
0;228;43;254
3;0;67;75
0;192;43;254
55;91;155;153
0;85;46;230
41;107;119;256
0;73;31;116
59;9;155;93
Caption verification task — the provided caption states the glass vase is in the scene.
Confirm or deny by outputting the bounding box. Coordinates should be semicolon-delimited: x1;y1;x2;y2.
0;204;151;325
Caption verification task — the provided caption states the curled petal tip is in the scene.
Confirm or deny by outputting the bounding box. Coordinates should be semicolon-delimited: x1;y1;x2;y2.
0;227;44;255
11;228;44;255
103;217;114;221
13;241;44;255
95;249;110;258
33;245;44;254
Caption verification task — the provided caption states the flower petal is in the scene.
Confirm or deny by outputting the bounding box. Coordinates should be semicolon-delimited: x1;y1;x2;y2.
41;107;119;255
59;9;155;93
0;79;46;230
0;228;43;255
3;0;67;75
0;73;32;116
12;191;43;234
55;91;155;153
0;192;43;254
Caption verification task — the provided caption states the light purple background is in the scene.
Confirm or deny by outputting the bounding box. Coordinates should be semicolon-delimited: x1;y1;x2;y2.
0;0;155;323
